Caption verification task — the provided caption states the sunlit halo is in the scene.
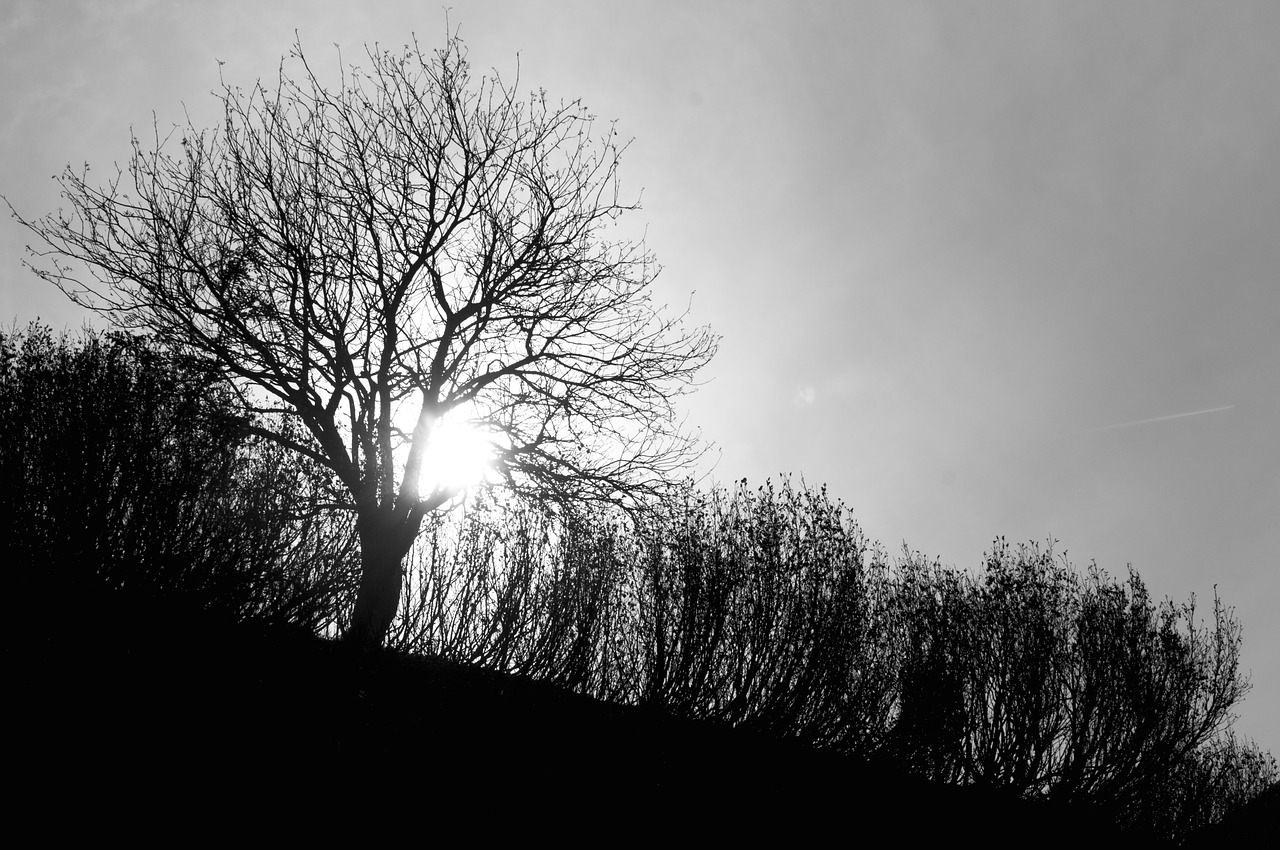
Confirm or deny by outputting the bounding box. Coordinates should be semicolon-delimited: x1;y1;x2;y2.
396;401;503;500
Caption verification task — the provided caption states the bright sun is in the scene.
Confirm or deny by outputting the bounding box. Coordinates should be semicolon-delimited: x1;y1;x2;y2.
395;400;503;499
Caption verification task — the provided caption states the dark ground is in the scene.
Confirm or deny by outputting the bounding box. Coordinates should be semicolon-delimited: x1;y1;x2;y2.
6;586;1267;845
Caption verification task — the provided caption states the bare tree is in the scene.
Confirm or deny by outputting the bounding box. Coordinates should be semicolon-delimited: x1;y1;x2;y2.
10;33;717;648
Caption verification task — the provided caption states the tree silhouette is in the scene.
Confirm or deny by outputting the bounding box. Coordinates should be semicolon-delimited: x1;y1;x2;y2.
10;33;716;648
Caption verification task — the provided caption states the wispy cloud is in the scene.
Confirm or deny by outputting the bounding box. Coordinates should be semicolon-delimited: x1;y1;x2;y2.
1068;405;1235;436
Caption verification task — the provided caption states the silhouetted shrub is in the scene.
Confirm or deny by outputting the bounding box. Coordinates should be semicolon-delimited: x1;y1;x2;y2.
882;538;1273;839
628;479;900;749
1140;732;1278;842
388;491;637;700
0;324;357;629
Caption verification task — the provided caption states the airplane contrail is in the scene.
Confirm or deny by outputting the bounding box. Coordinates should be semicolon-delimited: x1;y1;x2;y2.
1068;405;1235;435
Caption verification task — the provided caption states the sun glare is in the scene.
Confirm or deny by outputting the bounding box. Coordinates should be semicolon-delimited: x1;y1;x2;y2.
397;401;503;500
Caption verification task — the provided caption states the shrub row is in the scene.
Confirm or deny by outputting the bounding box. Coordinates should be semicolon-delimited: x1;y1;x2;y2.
389;480;1275;842
4;326;1271;841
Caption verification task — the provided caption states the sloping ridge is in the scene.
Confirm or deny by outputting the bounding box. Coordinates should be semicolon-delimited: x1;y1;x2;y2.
6;587;1173;843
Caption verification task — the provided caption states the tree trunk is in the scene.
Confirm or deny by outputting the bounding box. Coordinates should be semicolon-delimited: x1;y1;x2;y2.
346;510;418;650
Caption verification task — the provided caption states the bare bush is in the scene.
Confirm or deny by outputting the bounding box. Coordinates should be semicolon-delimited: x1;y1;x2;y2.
0;324;357;630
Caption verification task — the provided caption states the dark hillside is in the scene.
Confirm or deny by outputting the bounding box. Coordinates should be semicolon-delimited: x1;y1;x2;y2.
8;585;1142;845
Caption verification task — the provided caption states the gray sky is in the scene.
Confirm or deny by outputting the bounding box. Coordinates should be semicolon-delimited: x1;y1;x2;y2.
3;0;1277;754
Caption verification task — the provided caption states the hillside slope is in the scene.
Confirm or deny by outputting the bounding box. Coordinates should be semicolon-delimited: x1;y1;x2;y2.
6;588;1175;844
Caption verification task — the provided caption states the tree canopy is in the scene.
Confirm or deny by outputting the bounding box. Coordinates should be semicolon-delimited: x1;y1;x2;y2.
11;33;717;646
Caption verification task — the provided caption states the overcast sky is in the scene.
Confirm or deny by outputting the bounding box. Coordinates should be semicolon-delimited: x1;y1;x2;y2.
3;0;1277;754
